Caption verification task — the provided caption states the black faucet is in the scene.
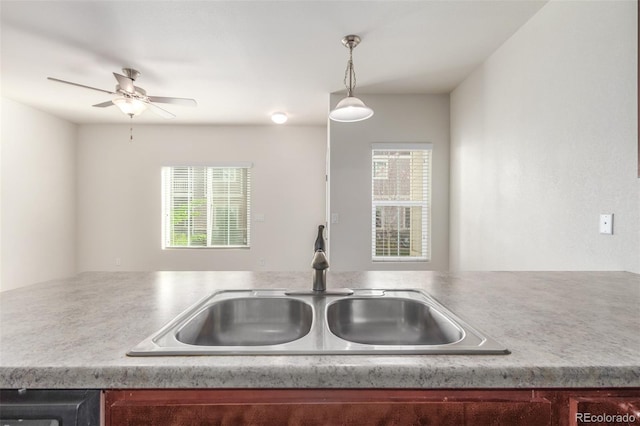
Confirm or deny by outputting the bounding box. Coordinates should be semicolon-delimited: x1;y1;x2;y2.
311;225;329;292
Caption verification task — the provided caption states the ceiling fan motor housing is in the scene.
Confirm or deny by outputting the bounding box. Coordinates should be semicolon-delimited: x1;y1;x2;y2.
122;68;141;81
115;85;147;99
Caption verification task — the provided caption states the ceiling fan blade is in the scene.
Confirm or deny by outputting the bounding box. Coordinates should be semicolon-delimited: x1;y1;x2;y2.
48;77;116;95
113;72;135;94
148;96;197;107
144;101;176;119
92;100;114;108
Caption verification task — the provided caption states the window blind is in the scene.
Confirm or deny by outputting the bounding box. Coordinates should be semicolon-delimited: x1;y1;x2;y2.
162;166;251;248
371;147;431;261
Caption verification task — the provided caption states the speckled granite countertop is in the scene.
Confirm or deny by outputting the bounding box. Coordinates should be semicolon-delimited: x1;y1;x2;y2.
0;271;638;389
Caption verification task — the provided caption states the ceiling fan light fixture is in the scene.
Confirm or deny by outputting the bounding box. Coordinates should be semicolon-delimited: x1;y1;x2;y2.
328;96;373;122
113;96;148;116
329;34;373;123
48;68;196;120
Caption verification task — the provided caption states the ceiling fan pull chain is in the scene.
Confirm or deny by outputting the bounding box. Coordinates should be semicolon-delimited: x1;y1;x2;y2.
130;115;134;142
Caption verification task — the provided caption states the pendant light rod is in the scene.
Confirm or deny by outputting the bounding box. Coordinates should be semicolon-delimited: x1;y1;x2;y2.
342;35;361;97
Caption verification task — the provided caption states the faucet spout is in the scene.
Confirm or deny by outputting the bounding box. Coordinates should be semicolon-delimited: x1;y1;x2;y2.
311;225;329;292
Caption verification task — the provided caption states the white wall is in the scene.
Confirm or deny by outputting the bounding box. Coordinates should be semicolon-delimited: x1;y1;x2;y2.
1;97;77;291
76;124;326;272
329;94;450;271
450;0;639;272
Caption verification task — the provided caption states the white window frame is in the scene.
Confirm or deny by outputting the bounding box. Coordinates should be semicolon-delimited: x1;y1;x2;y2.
161;163;252;249
371;143;432;262
372;159;389;180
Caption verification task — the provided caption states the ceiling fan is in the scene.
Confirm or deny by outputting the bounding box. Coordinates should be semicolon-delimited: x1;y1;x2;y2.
47;68;197;119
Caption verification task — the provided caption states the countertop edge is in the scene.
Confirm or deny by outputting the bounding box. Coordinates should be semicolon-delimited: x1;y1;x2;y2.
2;365;639;389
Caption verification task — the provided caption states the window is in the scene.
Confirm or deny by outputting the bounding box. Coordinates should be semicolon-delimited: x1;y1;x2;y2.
162;165;251;248
371;144;431;261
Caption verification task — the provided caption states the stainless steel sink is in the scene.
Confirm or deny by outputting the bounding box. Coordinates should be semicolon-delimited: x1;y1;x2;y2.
175;297;313;346
326;298;463;345
128;289;509;356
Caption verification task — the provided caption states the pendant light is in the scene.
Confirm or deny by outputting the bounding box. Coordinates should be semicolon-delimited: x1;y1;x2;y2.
329;35;374;123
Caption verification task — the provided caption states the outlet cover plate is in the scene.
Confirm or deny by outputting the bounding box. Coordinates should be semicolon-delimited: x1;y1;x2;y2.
599;214;613;235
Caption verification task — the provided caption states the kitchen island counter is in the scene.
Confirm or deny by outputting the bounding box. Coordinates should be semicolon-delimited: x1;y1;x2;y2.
0;271;638;389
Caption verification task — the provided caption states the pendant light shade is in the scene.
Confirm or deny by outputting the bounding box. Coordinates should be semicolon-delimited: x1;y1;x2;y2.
329;96;373;122
329;35;373;123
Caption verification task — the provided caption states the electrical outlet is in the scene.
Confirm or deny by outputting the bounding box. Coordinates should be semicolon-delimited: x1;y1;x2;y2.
599;214;613;235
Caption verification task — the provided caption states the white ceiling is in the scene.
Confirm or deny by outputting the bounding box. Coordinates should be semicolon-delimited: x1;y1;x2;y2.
1;0;547;126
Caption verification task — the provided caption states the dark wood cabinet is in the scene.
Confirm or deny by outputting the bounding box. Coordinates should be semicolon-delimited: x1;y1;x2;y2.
104;388;639;426
564;390;640;426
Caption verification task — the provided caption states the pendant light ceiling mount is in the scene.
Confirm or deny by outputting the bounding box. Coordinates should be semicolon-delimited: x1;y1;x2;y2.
329;34;374;123
341;34;361;51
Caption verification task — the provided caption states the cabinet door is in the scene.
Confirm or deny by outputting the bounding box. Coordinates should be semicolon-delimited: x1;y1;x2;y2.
104;389;552;426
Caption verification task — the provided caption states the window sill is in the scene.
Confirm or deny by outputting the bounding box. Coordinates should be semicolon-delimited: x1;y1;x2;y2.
372;257;429;263
163;246;250;250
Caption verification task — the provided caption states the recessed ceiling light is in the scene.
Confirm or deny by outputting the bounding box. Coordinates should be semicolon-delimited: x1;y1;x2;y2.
271;112;288;124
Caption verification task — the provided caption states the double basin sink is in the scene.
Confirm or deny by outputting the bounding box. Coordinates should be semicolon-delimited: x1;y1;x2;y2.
128;289;509;355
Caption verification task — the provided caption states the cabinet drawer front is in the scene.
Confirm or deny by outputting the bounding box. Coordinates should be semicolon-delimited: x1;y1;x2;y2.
105;389;552;426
